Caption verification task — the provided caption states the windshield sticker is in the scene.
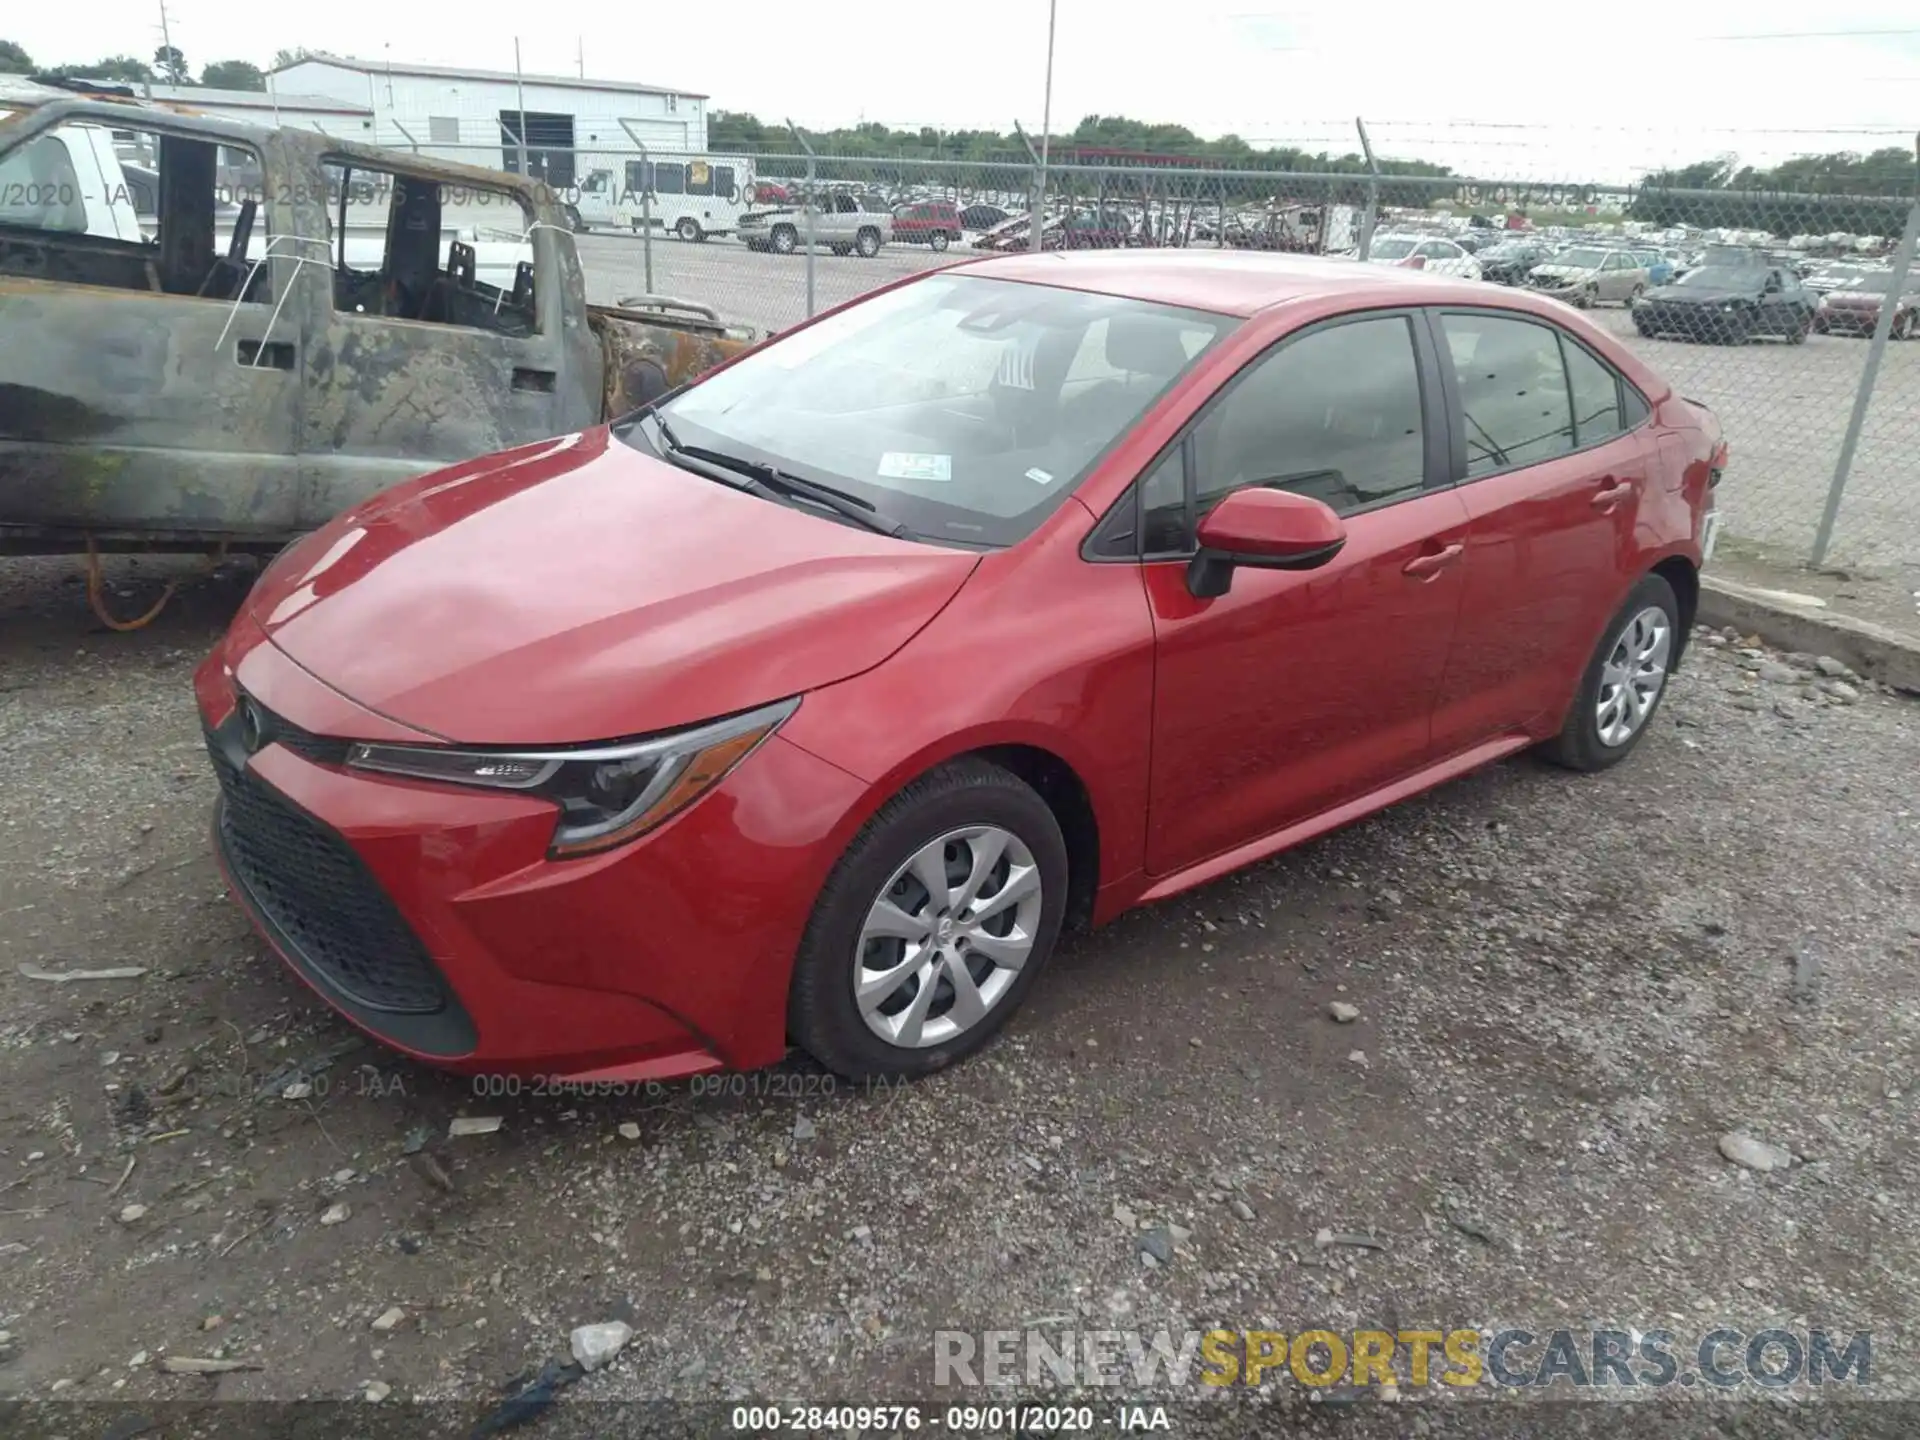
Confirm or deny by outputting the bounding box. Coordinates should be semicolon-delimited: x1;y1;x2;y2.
879;452;953;483
1024;467;1054;486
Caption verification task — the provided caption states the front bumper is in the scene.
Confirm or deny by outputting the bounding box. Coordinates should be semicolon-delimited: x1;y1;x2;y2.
194;632;866;1080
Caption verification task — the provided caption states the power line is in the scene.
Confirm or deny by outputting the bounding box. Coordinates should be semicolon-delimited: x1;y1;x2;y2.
1695;27;1920;40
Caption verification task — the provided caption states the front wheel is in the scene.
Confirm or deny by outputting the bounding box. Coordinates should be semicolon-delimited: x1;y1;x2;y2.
675;217;703;243
770;225;798;255
787;760;1068;1081
855;227;882;258
1540;573;1680;773
1894;310;1912;340
929;229;950;252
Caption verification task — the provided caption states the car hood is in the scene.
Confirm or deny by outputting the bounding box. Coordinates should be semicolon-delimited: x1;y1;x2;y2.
1822;292;1889;308
248;429;980;745
1530;264;1597;281
1643;283;1759;303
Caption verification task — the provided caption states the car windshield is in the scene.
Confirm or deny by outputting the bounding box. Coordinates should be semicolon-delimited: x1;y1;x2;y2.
1554;248;1608;268
1678;267;1760;289
646;274;1235;547
1369;238;1416;259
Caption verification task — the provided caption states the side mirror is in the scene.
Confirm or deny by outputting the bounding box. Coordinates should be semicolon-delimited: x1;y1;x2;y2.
1187;488;1347;599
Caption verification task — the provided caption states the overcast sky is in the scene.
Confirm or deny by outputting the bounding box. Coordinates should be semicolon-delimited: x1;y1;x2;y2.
12;1;1919;181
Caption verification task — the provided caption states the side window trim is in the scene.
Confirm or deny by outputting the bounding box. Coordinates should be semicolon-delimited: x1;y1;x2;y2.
1083;307;1447;562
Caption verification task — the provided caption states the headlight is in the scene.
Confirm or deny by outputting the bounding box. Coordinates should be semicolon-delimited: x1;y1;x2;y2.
345;698;798;858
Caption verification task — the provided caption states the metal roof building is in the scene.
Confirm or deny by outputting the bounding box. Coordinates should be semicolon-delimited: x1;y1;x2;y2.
269;52;709;186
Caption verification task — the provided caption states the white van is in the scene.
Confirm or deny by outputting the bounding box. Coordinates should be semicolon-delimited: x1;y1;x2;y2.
598;154;757;242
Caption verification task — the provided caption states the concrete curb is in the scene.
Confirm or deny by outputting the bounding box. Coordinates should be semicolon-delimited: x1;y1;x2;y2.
1699;575;1920;693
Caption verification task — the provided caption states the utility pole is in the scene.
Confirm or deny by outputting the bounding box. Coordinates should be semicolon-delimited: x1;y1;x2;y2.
514;38;530;176
577;36;585;79
1036;0;1057;250
156;0;174;86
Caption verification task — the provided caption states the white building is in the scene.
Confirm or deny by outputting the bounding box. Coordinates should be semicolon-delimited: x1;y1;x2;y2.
268;52;709;187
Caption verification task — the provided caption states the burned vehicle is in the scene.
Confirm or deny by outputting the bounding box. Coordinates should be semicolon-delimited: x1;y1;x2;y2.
0;79;752;560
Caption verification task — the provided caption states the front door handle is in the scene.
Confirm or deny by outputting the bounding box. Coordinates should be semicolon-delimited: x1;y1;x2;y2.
1402;543;1464;579
1591;478;1632;511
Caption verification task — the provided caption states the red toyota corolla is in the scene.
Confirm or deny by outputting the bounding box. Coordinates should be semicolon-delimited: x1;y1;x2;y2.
196;251;1725;1084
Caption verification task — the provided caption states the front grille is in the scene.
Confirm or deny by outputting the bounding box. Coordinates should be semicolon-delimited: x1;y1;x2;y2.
207;728;448;1015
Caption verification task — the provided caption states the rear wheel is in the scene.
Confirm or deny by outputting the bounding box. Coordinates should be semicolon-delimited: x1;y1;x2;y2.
855;227;883;258
1541;573;1680;773
1894;310;1913;340
929;229;950;252
770;224;798;255
787;760;1068;1081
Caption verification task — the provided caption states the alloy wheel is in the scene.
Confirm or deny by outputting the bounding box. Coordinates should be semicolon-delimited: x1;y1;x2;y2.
854;826;1042;1049
1594;606;1671;747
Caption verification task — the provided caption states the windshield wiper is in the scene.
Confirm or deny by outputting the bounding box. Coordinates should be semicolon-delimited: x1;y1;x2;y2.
650;416;912;539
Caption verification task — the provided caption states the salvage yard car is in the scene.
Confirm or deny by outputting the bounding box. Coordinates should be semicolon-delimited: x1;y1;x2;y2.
0;79;750;558
1362;234;1482;279
1526;246;1648;308
739;191;892;257
1813;270;1919;339
196;250;1724;1084
1631;261;1817;344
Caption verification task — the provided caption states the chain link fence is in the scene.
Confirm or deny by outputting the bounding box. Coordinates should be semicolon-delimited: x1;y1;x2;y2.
414;137;1918;585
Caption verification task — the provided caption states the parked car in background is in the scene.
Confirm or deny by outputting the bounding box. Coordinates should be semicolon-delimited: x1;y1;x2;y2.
196;251;1722;1083
1363;234;1482;280
739;192;893;257
1527;247;1648;307
893;200;964;251
959;203;1009;233
1477;238;1557;285
1627;247;1675;286
1814;271;1919;339
1632;263;1816;344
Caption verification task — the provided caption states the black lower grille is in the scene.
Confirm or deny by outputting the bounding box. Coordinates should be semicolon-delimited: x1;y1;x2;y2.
207;731;448;1015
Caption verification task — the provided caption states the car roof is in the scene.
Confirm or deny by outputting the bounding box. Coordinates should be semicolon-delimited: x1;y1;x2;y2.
958;249;1543;320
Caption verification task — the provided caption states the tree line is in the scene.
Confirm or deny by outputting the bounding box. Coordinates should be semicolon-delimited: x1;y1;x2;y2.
1632;149;1917;236
0;38;269;91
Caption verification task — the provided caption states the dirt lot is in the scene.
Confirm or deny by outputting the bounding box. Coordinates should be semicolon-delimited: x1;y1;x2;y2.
1;554;1917;1435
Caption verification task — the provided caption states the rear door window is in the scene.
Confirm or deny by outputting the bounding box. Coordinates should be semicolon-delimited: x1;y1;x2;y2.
1439;313;1575;476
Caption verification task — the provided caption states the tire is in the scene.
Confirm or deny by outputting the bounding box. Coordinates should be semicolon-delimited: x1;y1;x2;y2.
770;225;798;256
1633;320;1655;338
1540;573;1681;773
1894;311;1912;341
1788;311;1811;345
1723;308;1755;345
929;229;950;252
855;226;882;258
786;759;1069;1081
675;217;702;243
1577;286;1596;309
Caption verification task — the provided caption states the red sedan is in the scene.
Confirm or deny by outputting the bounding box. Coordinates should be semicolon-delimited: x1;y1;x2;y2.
196;252;1724;1084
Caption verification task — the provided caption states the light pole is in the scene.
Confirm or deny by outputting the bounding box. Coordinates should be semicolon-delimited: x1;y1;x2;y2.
1027;0;1057;255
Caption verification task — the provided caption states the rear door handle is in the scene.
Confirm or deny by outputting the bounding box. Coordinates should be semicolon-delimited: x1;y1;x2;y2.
1591;477;1632;510
1402;543;1464;579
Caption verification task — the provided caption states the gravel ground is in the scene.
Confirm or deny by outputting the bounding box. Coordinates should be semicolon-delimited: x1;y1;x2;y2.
577;232;1920;591
1;554;1917;1435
